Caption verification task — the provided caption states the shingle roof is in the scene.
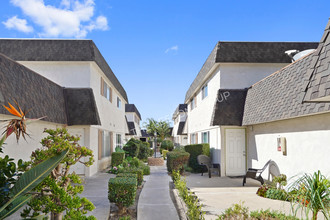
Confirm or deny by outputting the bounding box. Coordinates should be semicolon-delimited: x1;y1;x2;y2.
126;122;137;135
185;42;319;102
177;121;187;135
172;104;187;119
125;104;142;120
0;53;100;126
211;89;247;126
64;88;101;125
303;19;330;102
0;39;128;102
242;53;330;125
0;53;67;123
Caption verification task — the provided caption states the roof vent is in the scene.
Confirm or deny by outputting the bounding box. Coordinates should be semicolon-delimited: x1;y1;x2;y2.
292;49;316;62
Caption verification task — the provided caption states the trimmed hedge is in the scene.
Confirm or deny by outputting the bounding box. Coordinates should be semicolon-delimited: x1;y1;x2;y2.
141;164;150;175
116;173;138;183
184;144;210;173
160;140;174;154
166;151;190;173
108;177;137;208
111;152;125;167
123;138;140;157
138;141;150;160
120;168;143;186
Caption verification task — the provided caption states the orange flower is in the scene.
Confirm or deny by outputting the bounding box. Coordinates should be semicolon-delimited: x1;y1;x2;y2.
2;101;28;141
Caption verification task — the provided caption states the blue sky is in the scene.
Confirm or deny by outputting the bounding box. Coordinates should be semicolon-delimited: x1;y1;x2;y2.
1;0;330;127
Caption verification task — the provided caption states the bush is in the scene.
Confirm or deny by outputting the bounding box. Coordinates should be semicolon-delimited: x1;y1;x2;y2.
108;177;137;215
184;144;210;173
123;138;140;158
116;173;138;184
160;140;174;154
120;168;143;186
162;150;169;160
265;188;289;201
141;164;150;175
138;141;150;161
217;203;298;220
256;184;270;197
111;152;125;167
172;170;205;220
166;151;190;173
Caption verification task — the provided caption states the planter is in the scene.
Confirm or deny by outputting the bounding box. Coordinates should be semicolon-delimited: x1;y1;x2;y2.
147;157;164;166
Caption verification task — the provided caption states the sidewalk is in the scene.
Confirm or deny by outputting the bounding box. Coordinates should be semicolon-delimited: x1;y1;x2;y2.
137;164;179;220
81;172;113;220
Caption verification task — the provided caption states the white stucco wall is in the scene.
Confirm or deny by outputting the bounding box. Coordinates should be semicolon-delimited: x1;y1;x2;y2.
14;61;128;176
219;63;287;89
247;112;330;181
18;61;91;88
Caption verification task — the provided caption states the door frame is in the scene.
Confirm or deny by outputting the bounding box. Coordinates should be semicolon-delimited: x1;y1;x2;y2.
224;127;247;176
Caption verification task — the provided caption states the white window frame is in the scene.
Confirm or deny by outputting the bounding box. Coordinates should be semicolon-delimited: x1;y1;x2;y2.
202;131;210;144
117;97;121;108
202;84;208;99
116;134;122;148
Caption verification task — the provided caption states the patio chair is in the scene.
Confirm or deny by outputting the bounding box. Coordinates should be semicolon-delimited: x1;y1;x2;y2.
242;160;271;186
268;160;280;181
197;155;221;178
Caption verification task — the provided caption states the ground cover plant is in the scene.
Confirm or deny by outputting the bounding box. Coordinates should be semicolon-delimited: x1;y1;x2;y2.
217;202;298;220
21;128;95;220
172;170;205;220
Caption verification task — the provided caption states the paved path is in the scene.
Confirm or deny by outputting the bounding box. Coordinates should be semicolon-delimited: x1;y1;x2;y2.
137;165;179;220
81;172;113;220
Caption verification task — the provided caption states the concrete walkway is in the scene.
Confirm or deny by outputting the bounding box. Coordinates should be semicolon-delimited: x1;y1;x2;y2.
137;165;179;220
81;172;113;220
185;173;325;220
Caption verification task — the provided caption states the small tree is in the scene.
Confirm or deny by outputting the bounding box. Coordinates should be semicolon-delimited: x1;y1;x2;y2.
22;128;95;220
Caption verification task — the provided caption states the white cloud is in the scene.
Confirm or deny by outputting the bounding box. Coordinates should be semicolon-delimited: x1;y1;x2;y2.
165;45;178;53
3;16;33;33
7;0;109;38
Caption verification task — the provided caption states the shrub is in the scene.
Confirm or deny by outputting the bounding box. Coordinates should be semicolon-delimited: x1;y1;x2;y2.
108;177;137;215
250;209;298;220
160;140;174;154
256;184;270;197
265;188;288;201
123;138;140;158
217;203;298;220
116;173;138;184
166;151;190;173
162;150;169;160
184;144;210;173
172;170;205;220
288;170;330;220
141;164;150;175
111;152;125;167
138;141;150;161
120;168;143;186
21;128;95;219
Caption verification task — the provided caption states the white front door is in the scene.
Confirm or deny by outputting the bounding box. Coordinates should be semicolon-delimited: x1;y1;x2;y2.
225;128;246;176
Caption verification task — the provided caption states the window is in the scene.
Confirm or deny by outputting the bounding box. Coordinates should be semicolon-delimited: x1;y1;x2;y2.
190;96;196;110
98;130;112;159
202;84;208;99
117;97;121;108
116;134;122;148
202;131;210;143
100;77;112;102
190;133;198;144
